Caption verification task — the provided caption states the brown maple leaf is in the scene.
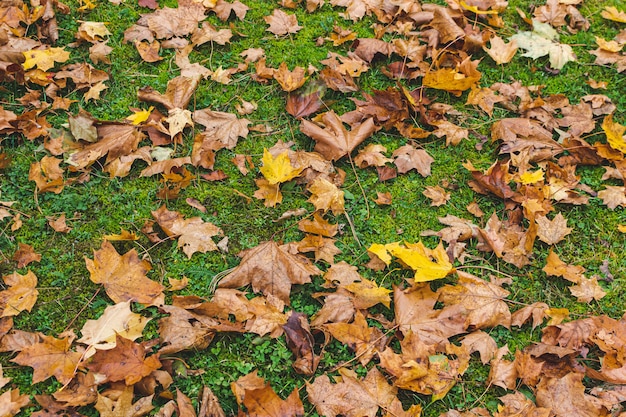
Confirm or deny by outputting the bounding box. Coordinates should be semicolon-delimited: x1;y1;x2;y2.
138;75;200;111
218;240;321;307
324;311;386;366
85;240;164;306
536;373;610;416
232;371;304;417
193;108;250;149
300;110;377;161
12;243;40;268
28;156;64;194
536;212;573;245
87;335;161;385
264;9;302;36
95;386;154;417
0;389;30;417
308;177;345;215
273;62;306;92
393;144;434;177
438;271;512;329
151;205;223;259
307;367;398;417
0;270;38;318
12;333;82;385
423;185;451;206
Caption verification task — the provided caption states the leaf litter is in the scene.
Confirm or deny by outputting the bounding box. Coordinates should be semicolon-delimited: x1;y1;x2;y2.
0;0;625;415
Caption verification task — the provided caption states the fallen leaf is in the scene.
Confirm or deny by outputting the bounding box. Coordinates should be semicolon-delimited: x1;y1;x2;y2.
78;301;150;356
218;240;321;306
85;240;164;305
22;47;70;71
300;111;377;161
260;149;303;184
0;271;38;318
12;333;81;385
510;19;576;69
423;185;451;206
12;243;41;268
95;386;154;417
87;334;161;385
308;177;345;215
536;213;572;245
264;9;302;36
307;367;397;417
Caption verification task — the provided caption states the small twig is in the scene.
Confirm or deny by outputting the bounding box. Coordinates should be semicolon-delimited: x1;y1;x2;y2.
347;153;369;220
64;287;101;332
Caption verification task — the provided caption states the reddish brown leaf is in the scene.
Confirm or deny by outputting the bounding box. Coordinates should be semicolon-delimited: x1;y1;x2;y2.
218;241;321;307
12;333;81;385
85;240;164;306
87;335;161;385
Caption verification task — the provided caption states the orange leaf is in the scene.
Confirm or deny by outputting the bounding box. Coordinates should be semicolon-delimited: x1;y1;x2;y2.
85;240;164;305
12;333;81;385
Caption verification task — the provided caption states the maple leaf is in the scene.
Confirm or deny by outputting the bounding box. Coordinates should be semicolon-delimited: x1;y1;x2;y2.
536;373;610;416
95;386;154;417
393;144;434;177
145;4;206;39
138;75;200;111
510;19;576;70
232;371;304;417
601;6;626;23
218;240;321;306
307;367;398;417
597;185;626;209
85;240;164;306
12;243;40;268
438;271;512;329
273;62;306;92
423;185;451;207
383;241;455;283
300;111;377;161
264;9;302;36
157;305;219;354
28;156;64;194
12;333;82;385
78;301;150;357
423;67;480;95
22;47;70;71
0;270;38;318
254;178;283;207
308;177;345;215
536;213;572;245
193;108;250;149
393;285;467;346
152;205;223;259
0;389;30;417
324;311;386;366
260;149;303;184
87;334;161;385
602;113;626;153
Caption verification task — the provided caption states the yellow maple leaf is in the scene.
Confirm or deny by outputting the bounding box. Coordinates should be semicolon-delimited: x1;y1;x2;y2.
519;169;544;185
308;177;345;215
367;243;392;265
602;114;626;153
260;149;303;184
387;241;454;282
601;6;626;23
22;48;70;72
458;0;498;14
423;68;480;95
126;106;153;125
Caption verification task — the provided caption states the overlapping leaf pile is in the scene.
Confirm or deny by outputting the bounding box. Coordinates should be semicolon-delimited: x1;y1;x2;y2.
0;0;626;415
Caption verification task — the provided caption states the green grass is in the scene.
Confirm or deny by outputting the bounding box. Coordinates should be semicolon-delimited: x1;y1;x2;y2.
1;0;625;415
